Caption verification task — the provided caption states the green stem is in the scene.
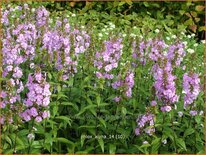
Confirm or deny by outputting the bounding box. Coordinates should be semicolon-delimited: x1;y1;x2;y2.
114;104;120;136
160;112;165;154
28;118;34;154
194;119;197;153
171;110;177;153
13;121;18;153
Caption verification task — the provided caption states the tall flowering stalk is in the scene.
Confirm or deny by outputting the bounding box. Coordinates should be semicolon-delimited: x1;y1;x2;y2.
149;39;186;111
112;69;135;102
152;61;179;112
21;71;51;122
183;73;200;115
42;22;90;80
132;39;151;66
135;111;155;136
94;38;123;79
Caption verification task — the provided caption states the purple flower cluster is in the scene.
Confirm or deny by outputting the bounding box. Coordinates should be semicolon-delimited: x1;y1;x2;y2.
112;70;135;101
1;13;38;123
42;26;90;80
135;113;155;136
148;39;167;61
152;61;179;112
132;40;149;66
35;6;50;27
167;42;185;67
148;39;185;67
183;73;200;109
1;5;91;125
21;72;51;122
71;29;90;56
94;38;123;79
149;39;185;112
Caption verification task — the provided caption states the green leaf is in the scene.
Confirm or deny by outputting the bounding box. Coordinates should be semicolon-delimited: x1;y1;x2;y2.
3;149;13;154
151;138;161;153
57;85;61;92
17;129;29;137
76;105;97;116
4;135;12;146
195;115;201;124
176;138;187;151
16;144;28;150
179;9;185;15
81;134;85;147
98;138;104;153
16;137;25;147
55;116;71;126
61;102;79;111
121;107;127;116
48;72;52;79
30;149;41;154
97;95;101;106
57;93;69;100
54;138;74;145
109;144;116;154
183;128;195;138
98;117;106;128
195;5;205;12
143;2;149;7
31;141;42;149
78;125;96;129
52;105;58;117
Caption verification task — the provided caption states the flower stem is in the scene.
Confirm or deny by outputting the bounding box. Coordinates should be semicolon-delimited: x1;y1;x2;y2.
171;110;177;153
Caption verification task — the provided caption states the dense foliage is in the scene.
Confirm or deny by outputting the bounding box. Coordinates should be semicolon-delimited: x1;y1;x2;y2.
21;1;205;40
1;2;205;154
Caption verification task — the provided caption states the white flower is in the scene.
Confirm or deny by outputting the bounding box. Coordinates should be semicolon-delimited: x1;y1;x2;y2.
133;26;137;29
194;43;198;47
172;35;176;39
178;111;183;117
110;24;115;29
155;29;160;33
27;133;35;140
122;34;126;37
71;14;76;17
163;50;167;56
120;62;125;66
81;26;85;29
48;19;53;24
31;8;35;12
130;33;136;37
143;141;148;144
201;40;205;44
166;37;170;41
174;104;177;110
30;63;35;69
187;48;194;54
199;110;204;115
98;33;103;38
162;139;167;144
187;35;191;39
191;33;195;37
183;41;187;46
33;127;37;131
